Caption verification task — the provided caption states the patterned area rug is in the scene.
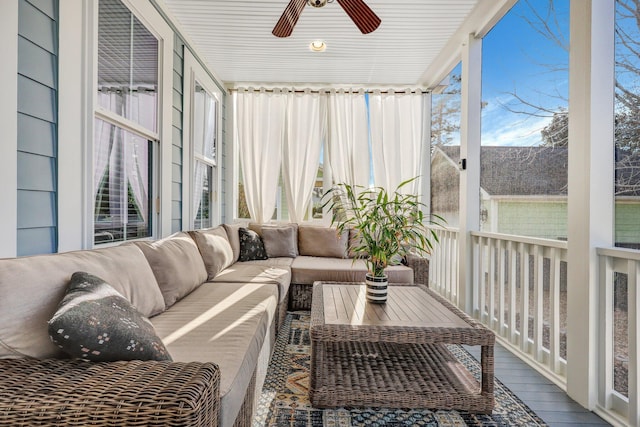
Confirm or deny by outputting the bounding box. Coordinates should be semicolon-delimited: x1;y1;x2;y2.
254;311;547;427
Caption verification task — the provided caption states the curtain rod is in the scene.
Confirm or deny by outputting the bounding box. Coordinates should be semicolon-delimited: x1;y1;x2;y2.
227;88;430;94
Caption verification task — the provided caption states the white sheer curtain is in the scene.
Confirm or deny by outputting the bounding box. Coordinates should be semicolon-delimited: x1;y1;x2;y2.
96;90;153;222
369;91;425;194
124;132;149;222
282;90;327;223
235;88;286;223
327;90;370;188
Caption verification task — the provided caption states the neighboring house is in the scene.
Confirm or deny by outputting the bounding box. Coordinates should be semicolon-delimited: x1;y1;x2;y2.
431;145;640;246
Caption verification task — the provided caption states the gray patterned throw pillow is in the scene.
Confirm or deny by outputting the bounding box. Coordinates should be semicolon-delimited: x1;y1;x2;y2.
48;272;172;362
238;227;268;261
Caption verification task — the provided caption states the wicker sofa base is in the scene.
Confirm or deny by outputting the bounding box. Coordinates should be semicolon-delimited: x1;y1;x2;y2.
289;283;313;310
232;371;256;427
310;341;494;414
0;359;219;426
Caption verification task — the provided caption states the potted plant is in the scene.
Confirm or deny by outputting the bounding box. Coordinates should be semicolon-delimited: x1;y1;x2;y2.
323;177;444;303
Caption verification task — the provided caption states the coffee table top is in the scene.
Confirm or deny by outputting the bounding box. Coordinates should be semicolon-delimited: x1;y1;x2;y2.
310;282;494;345
322;283;470;328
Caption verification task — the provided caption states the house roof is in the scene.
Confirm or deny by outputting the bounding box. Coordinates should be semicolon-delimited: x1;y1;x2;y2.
435;145;640;197
436;145;569;196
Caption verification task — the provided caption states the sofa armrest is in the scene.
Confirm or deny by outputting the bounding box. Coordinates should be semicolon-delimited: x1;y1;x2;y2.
0;358;220;426
406;252;430;286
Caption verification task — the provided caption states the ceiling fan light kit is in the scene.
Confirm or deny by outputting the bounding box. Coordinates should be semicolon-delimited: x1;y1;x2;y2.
308;0;331;8
309;40;327;52
272;0;381;38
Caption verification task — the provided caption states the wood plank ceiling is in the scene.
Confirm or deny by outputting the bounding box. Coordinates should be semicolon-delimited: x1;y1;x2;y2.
160;0;482;86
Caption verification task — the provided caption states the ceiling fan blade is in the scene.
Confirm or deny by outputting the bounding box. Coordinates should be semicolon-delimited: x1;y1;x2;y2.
336;0;381;34
272;0;307;38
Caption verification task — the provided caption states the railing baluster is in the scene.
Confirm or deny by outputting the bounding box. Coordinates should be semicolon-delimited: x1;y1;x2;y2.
434;230;446;293
534;244;544;362
550;247;561;373
453;233;459;303
599;254;614;409
509;240;518;343
471;235;478;317
488;238;496;331
520;242;530;352
478;236;486;323
629;259;640;426
498;239;506;337
447;230;453;300
440;230;446;296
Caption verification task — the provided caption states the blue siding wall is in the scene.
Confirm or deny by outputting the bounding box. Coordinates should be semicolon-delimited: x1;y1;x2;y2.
17;0;58;256
172;34;184;233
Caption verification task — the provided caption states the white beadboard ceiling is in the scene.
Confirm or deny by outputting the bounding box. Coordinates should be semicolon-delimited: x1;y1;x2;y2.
160;0;494;87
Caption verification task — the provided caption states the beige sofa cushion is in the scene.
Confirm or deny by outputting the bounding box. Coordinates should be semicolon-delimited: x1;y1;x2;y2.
211;263;291;304
222;223;244;262
242;257;294;269
190;226;235;280
298;226;348;258
261;226;297;258
290;256;414;285
135;232;208;308
249;223;299;255
151;281;278;427
0;245;164;359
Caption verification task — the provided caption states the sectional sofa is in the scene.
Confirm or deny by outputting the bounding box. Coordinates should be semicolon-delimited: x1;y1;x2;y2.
0;223;428;427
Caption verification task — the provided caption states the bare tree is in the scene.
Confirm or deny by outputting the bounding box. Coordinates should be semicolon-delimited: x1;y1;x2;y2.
431;74;461;147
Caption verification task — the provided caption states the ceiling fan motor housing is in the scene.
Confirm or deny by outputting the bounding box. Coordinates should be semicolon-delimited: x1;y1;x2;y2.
309;0;328;8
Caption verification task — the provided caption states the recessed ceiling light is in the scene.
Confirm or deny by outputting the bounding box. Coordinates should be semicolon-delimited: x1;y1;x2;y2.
310;40;326;52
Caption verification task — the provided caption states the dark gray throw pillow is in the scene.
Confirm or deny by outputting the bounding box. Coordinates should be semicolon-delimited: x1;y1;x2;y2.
238;227;268;261
48;272;172;362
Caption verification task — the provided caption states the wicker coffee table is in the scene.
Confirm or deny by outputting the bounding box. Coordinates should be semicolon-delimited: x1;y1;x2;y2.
309;281;495;413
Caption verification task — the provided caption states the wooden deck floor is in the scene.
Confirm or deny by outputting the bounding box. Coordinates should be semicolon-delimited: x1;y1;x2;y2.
465;343;610;426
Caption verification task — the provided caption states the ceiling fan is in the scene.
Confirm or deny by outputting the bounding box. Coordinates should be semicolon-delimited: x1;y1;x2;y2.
272;0;381;38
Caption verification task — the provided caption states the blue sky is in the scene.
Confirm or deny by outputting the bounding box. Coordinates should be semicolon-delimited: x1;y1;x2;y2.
480;0;570;147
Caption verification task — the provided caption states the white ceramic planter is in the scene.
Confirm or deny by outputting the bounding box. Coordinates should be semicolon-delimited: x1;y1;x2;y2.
365;273;388;303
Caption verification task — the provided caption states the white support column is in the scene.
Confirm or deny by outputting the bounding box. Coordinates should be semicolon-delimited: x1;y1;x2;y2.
58;0;86;251
458;33;482;313
0;1;18;258
566;0;615;409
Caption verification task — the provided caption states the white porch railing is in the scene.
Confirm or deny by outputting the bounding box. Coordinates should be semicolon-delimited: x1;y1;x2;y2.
471;231;568;382
597;247;640;426
428;227;459;305
429;229;569;385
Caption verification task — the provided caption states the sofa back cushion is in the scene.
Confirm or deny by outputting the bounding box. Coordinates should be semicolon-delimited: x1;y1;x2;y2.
249;223;299;256
222;223;244;262
190;226;235;281
0;244;165;359
260;226;298;258
135;232;208;308
298;225;348;258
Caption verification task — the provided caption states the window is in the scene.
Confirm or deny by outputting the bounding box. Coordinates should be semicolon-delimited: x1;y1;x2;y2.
192;81;218;229
95;0;158;244
615;0;640;250
430;62;462;228
480;0;569;240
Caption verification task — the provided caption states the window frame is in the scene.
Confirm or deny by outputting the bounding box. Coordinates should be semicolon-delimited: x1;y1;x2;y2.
87;0;173;247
